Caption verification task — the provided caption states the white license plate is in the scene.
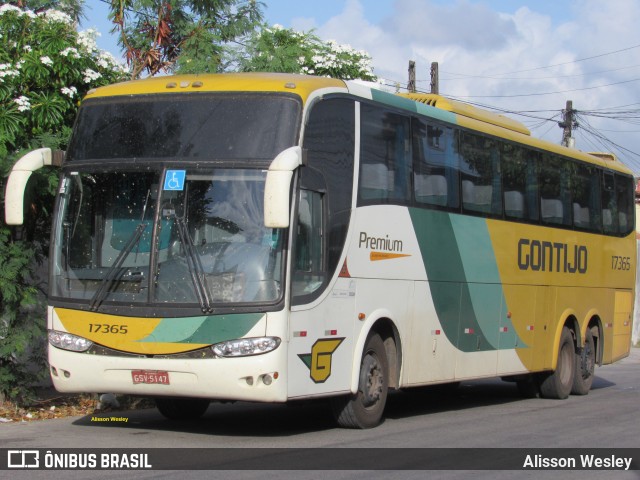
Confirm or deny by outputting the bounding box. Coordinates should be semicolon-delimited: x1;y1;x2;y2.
131;370;170;385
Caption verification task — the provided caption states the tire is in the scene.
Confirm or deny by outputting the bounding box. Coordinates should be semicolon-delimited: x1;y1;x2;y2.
330;333;389;429
571;329;595;395
155;397;210;420
538;327;575;399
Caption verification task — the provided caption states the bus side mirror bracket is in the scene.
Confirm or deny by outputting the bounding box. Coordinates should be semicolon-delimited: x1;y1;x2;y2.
4;148;65;225
264;146;302;228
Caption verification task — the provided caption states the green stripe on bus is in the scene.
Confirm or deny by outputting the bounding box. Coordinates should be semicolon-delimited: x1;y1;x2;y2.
409;209;525;351
449;215;522;349
369;89;457;124
138;313;263;344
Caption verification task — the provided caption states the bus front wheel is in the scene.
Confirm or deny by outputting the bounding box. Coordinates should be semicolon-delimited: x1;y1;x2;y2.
538;327;575;399
331;333;389;429
155;397;210;420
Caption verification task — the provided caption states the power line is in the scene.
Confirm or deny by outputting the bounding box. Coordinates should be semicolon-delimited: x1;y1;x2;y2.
484;43;640;76
443;77;640;99
436;63;640;82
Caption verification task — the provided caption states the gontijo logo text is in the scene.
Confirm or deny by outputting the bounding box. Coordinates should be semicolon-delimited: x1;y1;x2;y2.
359;231;410;261
518;238;588;274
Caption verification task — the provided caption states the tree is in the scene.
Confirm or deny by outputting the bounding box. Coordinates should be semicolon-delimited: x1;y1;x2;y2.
237;24;377;81
108;0;264;79
0;2;127;404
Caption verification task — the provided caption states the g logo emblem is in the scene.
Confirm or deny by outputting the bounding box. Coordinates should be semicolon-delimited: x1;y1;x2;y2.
298;338;345;383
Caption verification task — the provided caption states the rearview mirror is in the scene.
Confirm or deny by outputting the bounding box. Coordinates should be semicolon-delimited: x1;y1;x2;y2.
264;146;302;228
5;148;64;225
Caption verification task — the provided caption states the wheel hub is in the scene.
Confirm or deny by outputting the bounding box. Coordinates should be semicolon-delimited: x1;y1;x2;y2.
360;353;384;408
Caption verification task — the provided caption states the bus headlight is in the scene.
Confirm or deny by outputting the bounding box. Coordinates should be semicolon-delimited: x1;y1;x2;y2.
212;337;281;357
48;330;93;352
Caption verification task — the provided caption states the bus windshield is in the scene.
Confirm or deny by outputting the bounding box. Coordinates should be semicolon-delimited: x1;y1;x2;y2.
65;92;301;162
51;168;284;312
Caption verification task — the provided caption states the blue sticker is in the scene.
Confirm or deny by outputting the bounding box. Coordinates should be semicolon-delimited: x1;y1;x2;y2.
164;170;186;191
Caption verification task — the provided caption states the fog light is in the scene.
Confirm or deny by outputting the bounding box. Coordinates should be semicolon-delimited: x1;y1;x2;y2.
262;374;272;386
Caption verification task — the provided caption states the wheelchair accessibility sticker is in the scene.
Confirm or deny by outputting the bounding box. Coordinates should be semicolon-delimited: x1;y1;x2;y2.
164;170;186;191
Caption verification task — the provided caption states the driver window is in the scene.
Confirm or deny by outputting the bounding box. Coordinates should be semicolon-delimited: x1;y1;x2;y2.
292;189;325;302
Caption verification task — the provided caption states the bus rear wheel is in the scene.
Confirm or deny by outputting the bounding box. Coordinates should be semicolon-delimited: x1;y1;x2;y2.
538;327;575;399
330;333;389;429
572;329;595;395
155;397;210;420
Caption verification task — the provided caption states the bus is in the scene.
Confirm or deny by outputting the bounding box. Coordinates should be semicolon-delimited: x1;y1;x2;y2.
4;73;636;428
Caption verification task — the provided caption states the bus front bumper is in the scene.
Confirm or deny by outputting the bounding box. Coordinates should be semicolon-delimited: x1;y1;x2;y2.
48;345;288;403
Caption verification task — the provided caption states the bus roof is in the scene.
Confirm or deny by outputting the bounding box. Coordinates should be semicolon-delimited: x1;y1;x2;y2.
85;72;347;104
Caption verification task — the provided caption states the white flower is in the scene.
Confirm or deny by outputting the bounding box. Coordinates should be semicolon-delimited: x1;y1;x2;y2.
60;86;77;98
0;63;19;79
60;47;80;58
14;96;31;112
82;68;101;83
0;4;22;15
40;56;53;66
40;8;73;25
77;29;100;53
23;45;32;52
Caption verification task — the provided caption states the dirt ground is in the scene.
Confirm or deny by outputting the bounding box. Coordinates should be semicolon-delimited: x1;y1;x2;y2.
0;391;152;423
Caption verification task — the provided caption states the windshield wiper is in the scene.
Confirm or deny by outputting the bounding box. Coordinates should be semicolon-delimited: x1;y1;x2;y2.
89;223;147;311
173;215;214;313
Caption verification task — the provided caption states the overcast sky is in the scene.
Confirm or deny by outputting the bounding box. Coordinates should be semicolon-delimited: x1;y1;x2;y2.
84;0;640;173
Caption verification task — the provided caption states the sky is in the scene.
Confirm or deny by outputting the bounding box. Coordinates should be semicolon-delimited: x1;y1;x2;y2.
82;0;640;174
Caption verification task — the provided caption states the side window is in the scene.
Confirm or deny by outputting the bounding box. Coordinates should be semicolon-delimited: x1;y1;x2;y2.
359;104;411;204
616;174;635;235
302;97;354;282
458;131;502;216
571;163;601;232
502;144;539;221
602;173;617;234
292;189;324;302
540;154;571;226
412;120;459;209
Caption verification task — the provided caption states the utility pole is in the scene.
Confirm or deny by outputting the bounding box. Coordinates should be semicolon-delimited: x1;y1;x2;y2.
408;61;416;93
559;100;577;148
430;62;439;94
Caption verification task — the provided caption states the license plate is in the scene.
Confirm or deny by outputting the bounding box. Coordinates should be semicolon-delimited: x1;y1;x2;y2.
131;370;170;385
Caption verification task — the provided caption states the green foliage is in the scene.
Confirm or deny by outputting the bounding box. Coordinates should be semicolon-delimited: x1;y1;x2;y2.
237;25;377;81
0;2;127;404
109;0;264;78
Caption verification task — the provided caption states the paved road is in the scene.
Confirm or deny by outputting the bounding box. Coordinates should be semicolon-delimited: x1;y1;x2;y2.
2;348;639;479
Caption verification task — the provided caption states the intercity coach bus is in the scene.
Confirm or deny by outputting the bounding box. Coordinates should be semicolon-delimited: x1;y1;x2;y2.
4;73;635;428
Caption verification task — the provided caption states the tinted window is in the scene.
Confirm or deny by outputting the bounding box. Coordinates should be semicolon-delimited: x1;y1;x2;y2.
413;120;459;209
571;163;601;231
458;131;502;216
540;154;571;226
502;144;539;221
67;93;301;162
616;174;635;235
302;97;355;282
359;104;411;204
